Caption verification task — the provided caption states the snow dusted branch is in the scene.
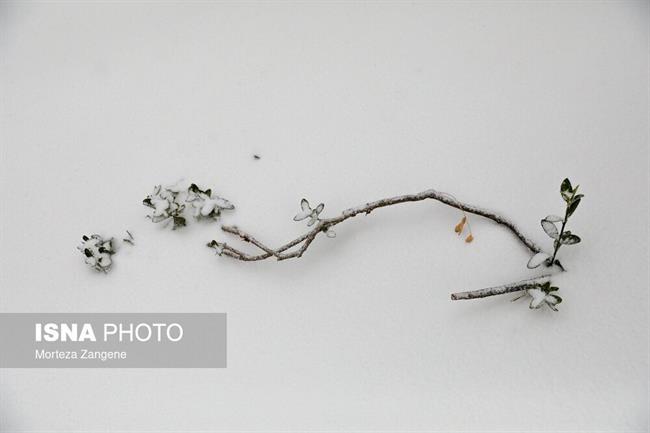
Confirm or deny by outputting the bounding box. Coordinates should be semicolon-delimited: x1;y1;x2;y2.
211;189;544;262
450;275;552;300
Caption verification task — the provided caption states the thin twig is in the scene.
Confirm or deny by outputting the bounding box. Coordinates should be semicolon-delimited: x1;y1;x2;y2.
450;275;553;300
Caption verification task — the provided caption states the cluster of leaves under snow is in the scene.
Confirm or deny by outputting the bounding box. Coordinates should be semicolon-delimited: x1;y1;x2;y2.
79;182;233;272
143;183;234;230
78;234;115;273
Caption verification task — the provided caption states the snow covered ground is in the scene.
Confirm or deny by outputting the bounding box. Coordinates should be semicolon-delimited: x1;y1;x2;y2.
1;2;648;431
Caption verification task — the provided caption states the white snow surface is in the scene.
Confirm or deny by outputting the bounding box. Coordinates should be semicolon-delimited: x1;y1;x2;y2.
1;2;648;431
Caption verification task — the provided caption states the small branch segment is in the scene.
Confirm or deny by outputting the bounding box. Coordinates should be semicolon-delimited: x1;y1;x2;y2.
211;189;544;263
450;275;552;300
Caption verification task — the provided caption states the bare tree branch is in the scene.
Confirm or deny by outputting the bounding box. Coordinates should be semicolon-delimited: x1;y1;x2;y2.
450;275;553;300
213;189;544;263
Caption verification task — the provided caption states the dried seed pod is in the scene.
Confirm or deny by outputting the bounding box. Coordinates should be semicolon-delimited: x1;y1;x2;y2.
454;216;466;234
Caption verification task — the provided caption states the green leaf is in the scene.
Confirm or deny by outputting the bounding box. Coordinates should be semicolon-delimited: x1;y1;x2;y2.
567;198;581;217
561;178;573;201
541;219;559;239
527;252;551;269
560;231;581;245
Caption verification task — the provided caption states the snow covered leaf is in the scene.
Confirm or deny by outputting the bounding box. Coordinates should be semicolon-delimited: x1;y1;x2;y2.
545;294;562;311
545;215;563;223
561;178;573;202
207;240;225;255
528;288;547;309
293;199;312;221
187;183;202;195
186;183;234;221
200;201;217;216
560;232;581;245
294;198;324;226
212;196;234;210
152;198;170;216
541;219;559;239
308;203;324;226
527;252;550;269
527;288;562;311
325;228;336;238
144;185;187;229
98;254;112;268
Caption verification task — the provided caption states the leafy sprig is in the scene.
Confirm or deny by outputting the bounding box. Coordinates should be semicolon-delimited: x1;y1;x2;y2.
527;178;583;270
552;178;583;262
521;178;583;311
